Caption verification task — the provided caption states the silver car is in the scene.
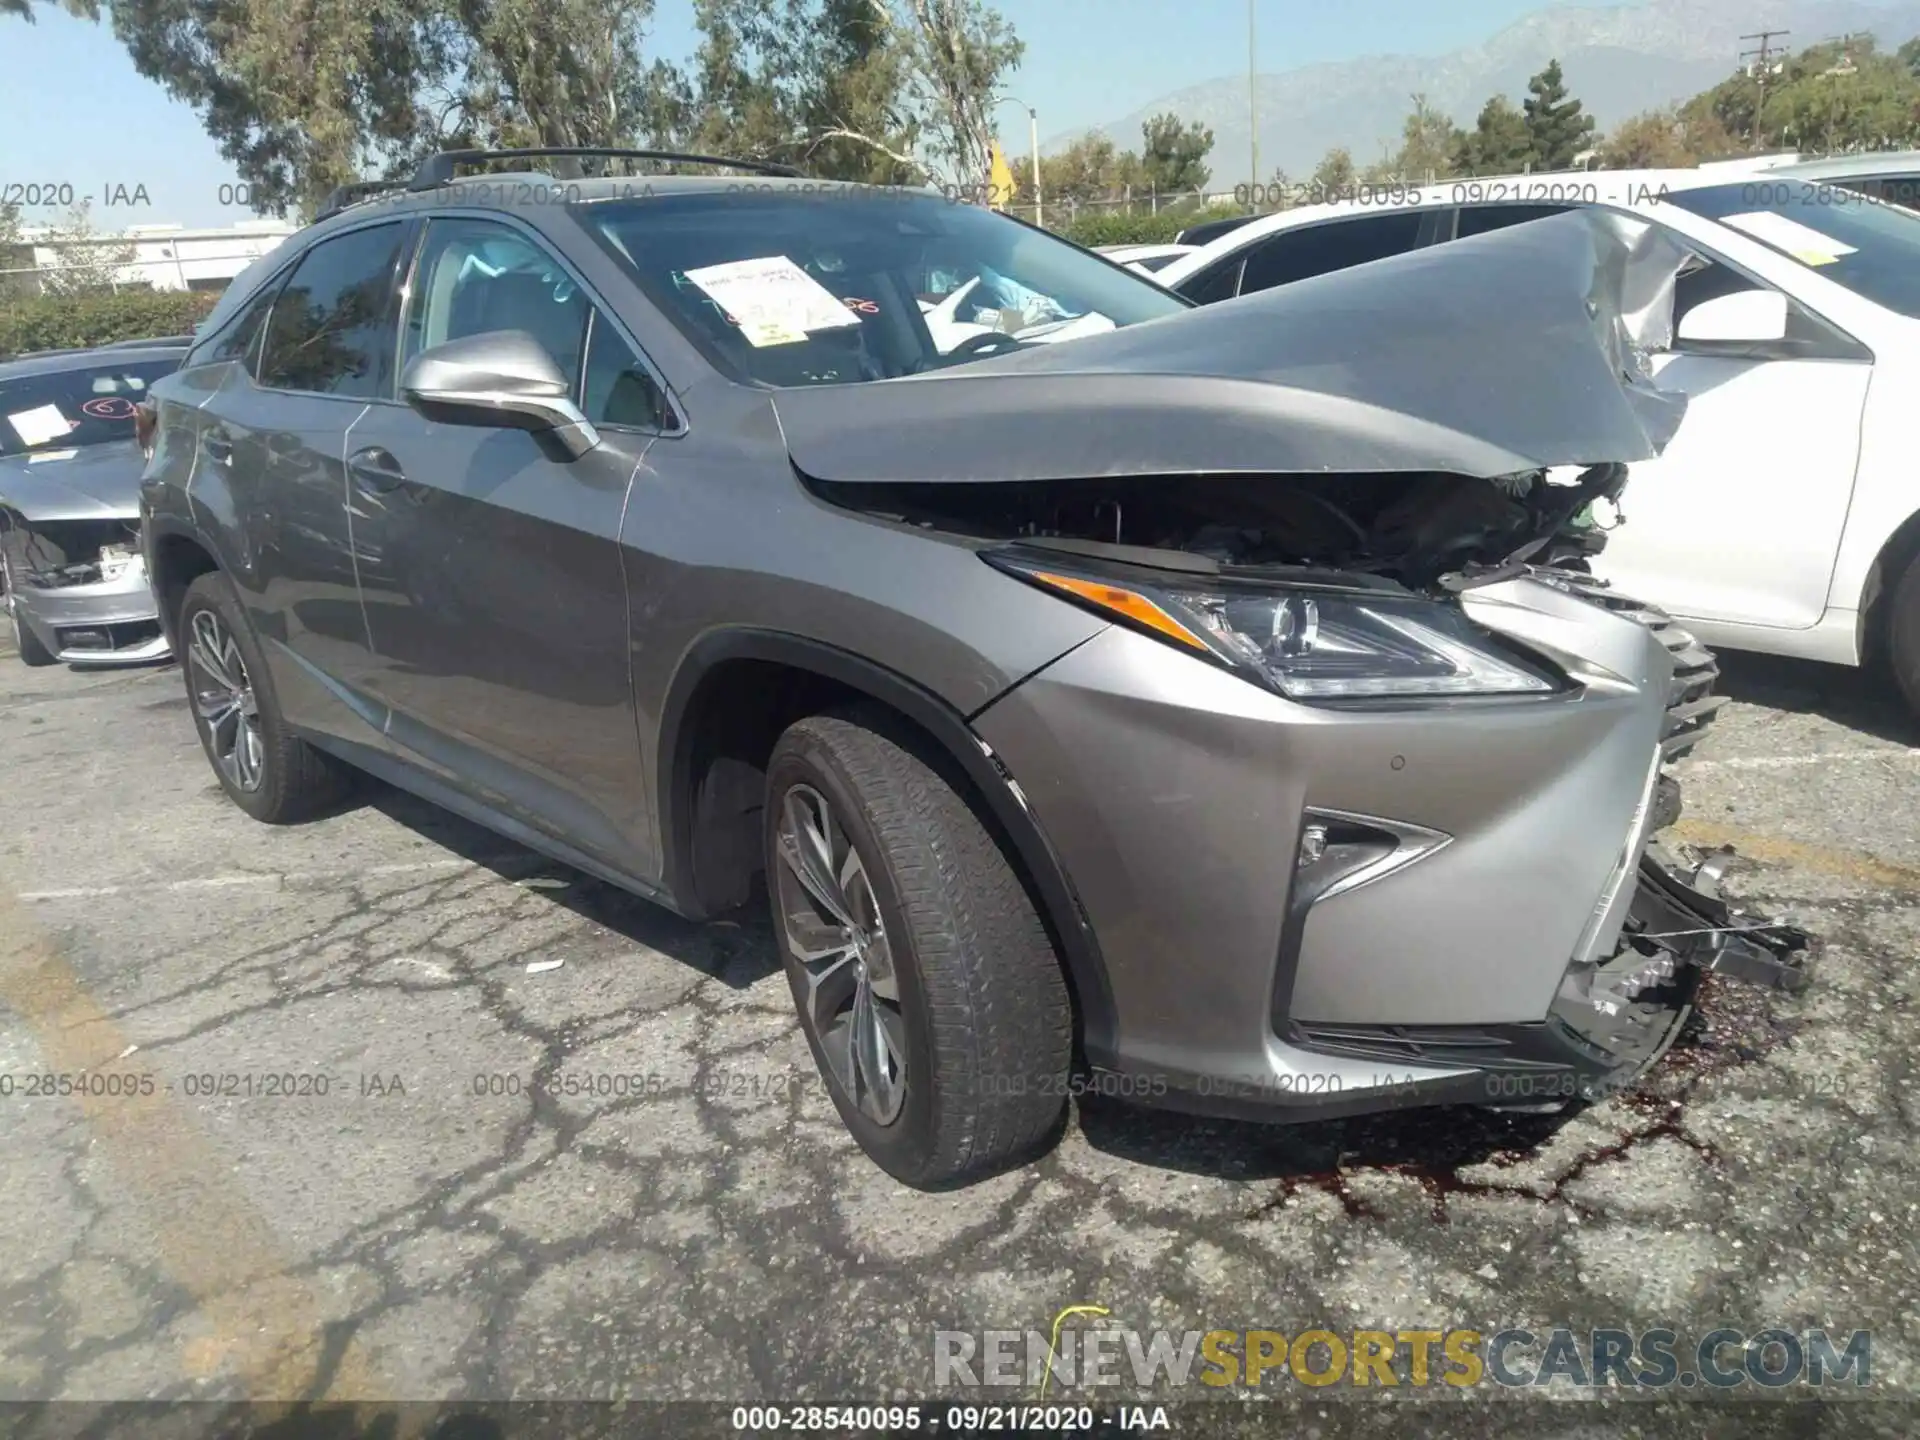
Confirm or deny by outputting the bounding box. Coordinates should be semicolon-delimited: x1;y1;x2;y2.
0;343;183;665
140;152;1812;1187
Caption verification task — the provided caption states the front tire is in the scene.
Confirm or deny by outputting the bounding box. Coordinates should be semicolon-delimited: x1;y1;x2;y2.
765;709;1072;1187
2;554;57;667
178;571;353;823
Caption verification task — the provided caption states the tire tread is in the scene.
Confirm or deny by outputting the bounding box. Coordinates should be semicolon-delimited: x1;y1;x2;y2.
779;709;1072;1186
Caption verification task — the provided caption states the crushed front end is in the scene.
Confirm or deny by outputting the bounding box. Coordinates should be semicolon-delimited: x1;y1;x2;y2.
795;205;1815;1123
963;551;1815;1123
2;515;168;664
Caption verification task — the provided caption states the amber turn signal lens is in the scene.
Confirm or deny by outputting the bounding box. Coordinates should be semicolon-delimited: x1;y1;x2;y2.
1028;570;1211;651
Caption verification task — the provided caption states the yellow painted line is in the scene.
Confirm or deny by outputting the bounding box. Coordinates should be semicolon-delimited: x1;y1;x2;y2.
1672;818;1920;893
1038;1304;1111;1401
0;884;387;1404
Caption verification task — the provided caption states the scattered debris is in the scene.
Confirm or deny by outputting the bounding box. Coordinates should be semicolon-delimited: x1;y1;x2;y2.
525;958;566;974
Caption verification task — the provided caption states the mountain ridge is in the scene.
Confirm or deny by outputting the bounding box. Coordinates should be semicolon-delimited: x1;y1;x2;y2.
1054;0;1920;186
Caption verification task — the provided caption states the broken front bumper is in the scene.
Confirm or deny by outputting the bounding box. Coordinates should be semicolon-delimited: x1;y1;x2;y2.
1285;845;1815;1115
11;552;169;664
973;573;1813;1125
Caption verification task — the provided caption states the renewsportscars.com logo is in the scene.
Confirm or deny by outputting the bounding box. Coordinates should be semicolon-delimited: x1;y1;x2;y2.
933;1315;1872;1393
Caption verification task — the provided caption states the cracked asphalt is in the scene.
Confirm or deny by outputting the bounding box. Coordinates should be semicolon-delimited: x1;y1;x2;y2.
3;632;1920;1436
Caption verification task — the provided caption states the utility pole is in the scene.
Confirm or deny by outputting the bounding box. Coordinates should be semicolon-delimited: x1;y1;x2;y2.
1028;105;1042;230
1249;0;1259;198
1739;29;1790;147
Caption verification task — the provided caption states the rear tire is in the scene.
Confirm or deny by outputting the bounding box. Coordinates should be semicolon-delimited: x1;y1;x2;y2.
178;571;354;823
765;708;1072;1187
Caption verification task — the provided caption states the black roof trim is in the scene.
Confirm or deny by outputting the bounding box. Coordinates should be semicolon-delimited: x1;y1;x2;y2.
315;179;409;221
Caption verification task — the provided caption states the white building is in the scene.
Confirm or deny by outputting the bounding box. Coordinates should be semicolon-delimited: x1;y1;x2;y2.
16;219;297;294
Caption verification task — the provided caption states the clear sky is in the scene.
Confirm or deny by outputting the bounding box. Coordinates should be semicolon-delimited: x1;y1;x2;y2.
0;0;1584;229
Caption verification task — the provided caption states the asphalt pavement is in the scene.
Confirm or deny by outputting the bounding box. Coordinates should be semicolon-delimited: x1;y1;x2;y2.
2;632;1918;1436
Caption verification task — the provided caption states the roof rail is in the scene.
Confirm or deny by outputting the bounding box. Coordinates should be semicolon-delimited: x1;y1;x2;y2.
407;147;803;191
315;178;408;221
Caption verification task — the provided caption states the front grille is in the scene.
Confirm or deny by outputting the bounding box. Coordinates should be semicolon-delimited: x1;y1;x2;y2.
1527;566;1723;762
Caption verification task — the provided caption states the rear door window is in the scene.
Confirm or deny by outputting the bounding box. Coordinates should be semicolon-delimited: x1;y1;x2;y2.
1838;173;1920;212
1236;211;1426;294
1453;203;1572;239
257;222;407;398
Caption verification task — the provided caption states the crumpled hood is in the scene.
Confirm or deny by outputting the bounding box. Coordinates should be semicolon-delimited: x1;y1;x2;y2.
772;208;1692;484
0;440;145;520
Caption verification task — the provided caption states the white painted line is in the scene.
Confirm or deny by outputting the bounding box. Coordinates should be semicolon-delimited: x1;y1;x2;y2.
1685;749;1920;773
14;855;525;903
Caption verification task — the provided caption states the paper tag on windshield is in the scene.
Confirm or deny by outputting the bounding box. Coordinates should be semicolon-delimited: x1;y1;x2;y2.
6;404;76;449
684;256;861;348
1720;211;1858;266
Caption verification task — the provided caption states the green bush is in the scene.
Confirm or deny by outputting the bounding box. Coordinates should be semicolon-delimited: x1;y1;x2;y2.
0;288;222;357
1052;203;1250;249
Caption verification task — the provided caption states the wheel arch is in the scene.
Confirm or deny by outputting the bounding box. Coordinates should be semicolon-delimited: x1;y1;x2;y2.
144;521;222;653
656;628;1115;1057
1857;505;1920;668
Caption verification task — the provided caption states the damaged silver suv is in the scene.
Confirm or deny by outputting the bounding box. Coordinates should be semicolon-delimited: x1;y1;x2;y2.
140;149;1811;1187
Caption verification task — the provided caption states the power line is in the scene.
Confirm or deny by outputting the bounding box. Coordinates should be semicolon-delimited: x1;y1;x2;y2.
1738;29;1791;146
1739;28;1790;74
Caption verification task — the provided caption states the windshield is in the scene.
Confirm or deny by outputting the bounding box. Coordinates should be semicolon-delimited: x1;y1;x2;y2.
1668;179;1920;319
0;357;179;456
580;189;1188;386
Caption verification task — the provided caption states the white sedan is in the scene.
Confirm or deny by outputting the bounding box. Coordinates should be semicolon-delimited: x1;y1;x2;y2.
1093;242;1198;276
1153;170;1920;710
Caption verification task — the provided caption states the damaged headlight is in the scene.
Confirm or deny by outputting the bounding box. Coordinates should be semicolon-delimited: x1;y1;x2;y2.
987;550;1562;702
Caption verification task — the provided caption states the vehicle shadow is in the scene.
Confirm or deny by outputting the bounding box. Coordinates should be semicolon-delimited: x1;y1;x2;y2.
362;784;782;991
354;778;1639;1200
1712;649;1920;745
1072;1091;1576;1214
344;776;1746;1209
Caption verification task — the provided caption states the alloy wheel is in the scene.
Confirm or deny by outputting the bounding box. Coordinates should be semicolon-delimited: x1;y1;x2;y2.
774;782;908;1125
187;608;264;792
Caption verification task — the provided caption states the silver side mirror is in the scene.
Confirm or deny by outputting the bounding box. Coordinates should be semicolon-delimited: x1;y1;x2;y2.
400;329;600;459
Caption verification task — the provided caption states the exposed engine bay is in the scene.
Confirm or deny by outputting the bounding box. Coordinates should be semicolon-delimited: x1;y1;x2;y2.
814;464;1627;590
0;517;144;590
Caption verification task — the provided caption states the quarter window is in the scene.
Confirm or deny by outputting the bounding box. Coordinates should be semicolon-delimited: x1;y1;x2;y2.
1175;253;1246;305
197;277;284;372
257;223;405;397
580;310;668;430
